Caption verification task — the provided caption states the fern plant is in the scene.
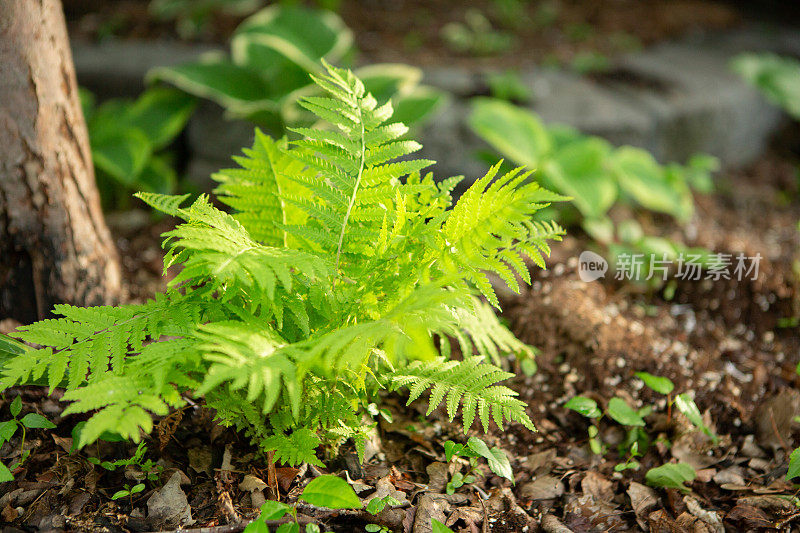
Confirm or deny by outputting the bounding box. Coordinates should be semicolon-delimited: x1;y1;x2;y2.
1;62;565;467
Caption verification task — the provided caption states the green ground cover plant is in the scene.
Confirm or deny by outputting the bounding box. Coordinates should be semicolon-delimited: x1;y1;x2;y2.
80;87;196;208
150;5;445;135
732;53;800;120
565;372;714;484
0;62;565;469
470;97;718;277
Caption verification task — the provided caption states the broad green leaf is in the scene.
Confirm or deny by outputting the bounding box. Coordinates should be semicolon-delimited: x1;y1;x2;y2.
469;98;552;167
675;393;717;443
111;489;130;500
467;437;513;482
92;129;152;185
731;53;800;119
392;87;447;128
0;333;28;357
138;155;177;194
431;519;453;532
10;396;22;418
546;137;617;219
635;372;674;395
787;447;800;481
607;397;645;427
126;87;197;150
149;58;279;117
233;5;353;75
259;500;293;520
564;396;601;418
0;462;13;482
611;146;693;222
645;463;696;492
243;520;269;533
444;441;465;462
20;413;55;429
299;475;363;509
0;420;17;443
276;523;300;533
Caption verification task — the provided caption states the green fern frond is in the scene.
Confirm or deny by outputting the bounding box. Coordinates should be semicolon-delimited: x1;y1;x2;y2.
286;60;433;274
213;131;309;247
263;428;324;467
4;295;202;392
194;321;301;417
0;63;564;465
161;196;330;314
440;162;567;306
455;297;535;365
390;356;536;433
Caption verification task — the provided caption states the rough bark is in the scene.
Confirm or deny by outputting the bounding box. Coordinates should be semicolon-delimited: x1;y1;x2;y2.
0;0;122;324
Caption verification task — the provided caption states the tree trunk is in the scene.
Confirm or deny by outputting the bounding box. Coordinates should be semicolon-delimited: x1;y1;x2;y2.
0;0;122;324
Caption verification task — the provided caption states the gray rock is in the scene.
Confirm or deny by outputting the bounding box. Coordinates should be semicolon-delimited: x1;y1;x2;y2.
186;100;256;161
147;472;193;529
72;40;221;99
615;40;782;166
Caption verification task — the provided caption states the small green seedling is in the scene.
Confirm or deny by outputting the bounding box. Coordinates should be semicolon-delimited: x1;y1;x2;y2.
443;436;513;494
636;372;718;444
645;463;696;492
564;395;649;465
614;441;641;472
486;70;532;104
366;494;401;515
431;519;454;532
85;441;163;483
787;447;800;482
244;475;360;533
111;482;146;508
441;9;515;56
0;395;56;481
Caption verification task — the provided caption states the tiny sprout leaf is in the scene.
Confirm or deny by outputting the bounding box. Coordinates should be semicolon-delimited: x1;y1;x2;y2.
305;525;321;533
674;393;717;443
520;358;537;376
607;397;645;427
467;437;513;482
20;413;55;429
431;518;453;532
276;523;300;533
0;462;13;482
444;441;462;462
635;372;674;395
259;500;293;520
10;396;22;418
130;483;145;494
299;475;363;509
243;520;268;533
788;447;800;481
564;396;601;418
645;463;696;492
111;489;130;500
0;420;17;443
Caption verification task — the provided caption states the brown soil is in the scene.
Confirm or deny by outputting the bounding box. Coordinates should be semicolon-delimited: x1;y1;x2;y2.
0;152;798;531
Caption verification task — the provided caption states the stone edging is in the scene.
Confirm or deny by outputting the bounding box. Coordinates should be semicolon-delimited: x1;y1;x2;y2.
71;25;800;187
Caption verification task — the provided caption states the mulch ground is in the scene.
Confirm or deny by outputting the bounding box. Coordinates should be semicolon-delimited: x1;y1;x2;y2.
0;144;798;532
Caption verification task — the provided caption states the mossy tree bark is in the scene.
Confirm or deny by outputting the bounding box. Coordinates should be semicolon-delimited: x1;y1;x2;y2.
0;0;122;323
